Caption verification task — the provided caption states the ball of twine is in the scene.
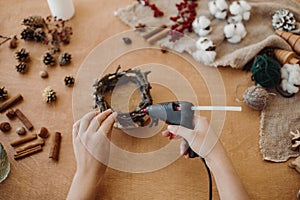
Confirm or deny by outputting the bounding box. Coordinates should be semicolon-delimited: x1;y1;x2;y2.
251;55;281;88
243;85;270;110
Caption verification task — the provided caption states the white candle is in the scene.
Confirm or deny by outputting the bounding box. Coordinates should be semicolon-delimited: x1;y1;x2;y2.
47;0;75;20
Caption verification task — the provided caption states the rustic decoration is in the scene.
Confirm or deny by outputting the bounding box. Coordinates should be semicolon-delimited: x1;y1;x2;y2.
22;16;46;28
20;27;35;41
9;35;18;49
58;52;72;66
272;9;296;31
93;66;152;128
0;122;11;133
33;28;47;43
38;127;49;138
0;86;8;101
15;48;30;63
122;37;132;45
42;86;57;103
14;145;43;160
6;109;16;119
64;76;75;87
16;63;27;73
39;70;48;78
15;139;45;153
10;134;37;147
15;109;34;131
275;30;300;55
42;52;56;66
0;94;23;113
16;127;26;136
49;132;61;161
136;0;164;17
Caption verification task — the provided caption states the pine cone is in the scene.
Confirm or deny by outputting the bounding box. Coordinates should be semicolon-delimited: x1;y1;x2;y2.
64;76;75;87
20;27;35;41
16;63;27;73
15;48;30;62
34;28;48;43
42;52;56;66
22;16;46;28
58;52;72;66
42;86;57;103
272;9;296;31
0;86;8;101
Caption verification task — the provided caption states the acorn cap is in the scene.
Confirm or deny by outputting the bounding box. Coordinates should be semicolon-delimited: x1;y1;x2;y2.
274;49;295;64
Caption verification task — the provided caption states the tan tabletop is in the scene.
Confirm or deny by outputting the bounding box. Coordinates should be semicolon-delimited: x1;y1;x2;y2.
1;0;300;199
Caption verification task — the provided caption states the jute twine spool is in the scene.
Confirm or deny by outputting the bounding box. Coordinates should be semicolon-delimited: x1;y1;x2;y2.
243;85;270;110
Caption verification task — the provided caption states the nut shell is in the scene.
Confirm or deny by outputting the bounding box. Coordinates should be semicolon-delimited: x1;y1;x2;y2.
16;127;26;135
38;127;49;138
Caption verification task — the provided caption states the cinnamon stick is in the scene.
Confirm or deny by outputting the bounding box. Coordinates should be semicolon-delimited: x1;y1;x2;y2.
10;134;37;147
15;109;34;130
147;28;170;44
15;139;45;153
14;145;42;160
49;132;61;161
142;25;167;40
0;94;23;113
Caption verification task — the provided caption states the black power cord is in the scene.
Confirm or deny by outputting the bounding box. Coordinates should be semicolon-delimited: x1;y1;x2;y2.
201;157;212;200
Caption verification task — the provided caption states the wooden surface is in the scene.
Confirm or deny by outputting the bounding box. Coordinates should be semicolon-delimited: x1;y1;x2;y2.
0;0;300;199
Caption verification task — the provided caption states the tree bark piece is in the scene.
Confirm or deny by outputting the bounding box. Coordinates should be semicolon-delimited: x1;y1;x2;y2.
49;132;61;161
15;109;34;130
0;94;23;113
10;134;37;147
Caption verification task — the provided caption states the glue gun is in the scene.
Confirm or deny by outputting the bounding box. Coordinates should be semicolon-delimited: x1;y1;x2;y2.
141;101;198;158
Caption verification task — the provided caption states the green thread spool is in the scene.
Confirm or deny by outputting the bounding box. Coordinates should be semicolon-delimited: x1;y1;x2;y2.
251;55;281;88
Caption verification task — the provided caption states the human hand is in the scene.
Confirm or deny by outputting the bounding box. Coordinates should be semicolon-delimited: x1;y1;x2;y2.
72;109;117;179
162;115;218;158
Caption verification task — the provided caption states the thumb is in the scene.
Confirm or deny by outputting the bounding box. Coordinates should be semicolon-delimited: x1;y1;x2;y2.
167;125;194;142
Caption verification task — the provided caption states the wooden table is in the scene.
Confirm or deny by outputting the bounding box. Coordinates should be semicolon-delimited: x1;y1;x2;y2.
0;0;299;199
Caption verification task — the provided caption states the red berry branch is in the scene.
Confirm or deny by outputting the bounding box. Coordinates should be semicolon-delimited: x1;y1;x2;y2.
137;0;164;17
169;0;198;42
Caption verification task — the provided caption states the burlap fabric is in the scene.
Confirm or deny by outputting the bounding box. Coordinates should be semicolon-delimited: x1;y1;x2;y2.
260;93;300;162
115;0;300;69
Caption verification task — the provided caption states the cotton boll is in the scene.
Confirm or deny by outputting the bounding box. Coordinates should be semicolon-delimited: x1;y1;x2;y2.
281;79;299;94
195;37;215;51
229;1;243;15
280;66;289;80
193;50;217;65
224;21;247;43
208;0;228;19
192;16;212;36
229;0;251;21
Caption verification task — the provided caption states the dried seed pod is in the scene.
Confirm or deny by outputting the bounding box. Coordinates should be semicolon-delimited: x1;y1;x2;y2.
39;70;48;78
22;16;46;28
38;127;49;138
64;76;75;87
6;109;16;119
0;86;8;101
42;52;56;66
9;35;18;49
16;127;26;135
58;52;72;66
42;86;57;103
16;63;28;73
0;122;11;133
20;27;35;41
15;48;30;62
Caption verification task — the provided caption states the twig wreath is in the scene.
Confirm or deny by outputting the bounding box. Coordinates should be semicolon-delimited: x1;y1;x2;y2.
93;66;153;129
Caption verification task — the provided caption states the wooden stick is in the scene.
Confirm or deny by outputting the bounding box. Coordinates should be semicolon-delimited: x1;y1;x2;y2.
147;28;170;44
15;139;45;153
142;25;167;40
49;132;61;161
0;94;23;113
10;134;37;147
14;145;42;160
15;109;34;130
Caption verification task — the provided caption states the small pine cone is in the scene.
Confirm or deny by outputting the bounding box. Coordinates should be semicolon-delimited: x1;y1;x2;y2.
60;26;73;44
0;86;8;101
34;28;48;43
64;76;75;87
15;48;30;62
20;27;35;41
16;63;27;73
58;52;72;66
22;16;46;28
42;52;56;66
42;86;57;103
272;9;296;31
